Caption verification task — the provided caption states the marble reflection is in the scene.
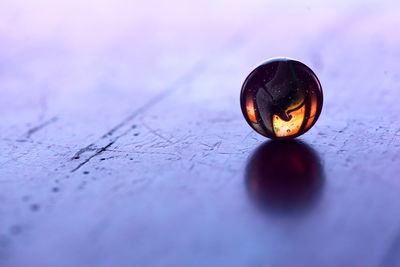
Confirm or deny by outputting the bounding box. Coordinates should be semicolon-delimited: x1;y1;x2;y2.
245;140;324;215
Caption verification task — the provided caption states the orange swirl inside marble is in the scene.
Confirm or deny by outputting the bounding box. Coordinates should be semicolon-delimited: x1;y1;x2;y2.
246;98;257;123
273;104;306;137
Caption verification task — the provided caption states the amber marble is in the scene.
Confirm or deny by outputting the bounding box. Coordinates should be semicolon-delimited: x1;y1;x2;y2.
240;58;323;139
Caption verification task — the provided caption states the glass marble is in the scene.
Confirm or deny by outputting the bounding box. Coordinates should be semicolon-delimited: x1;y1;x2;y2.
240;58;323;139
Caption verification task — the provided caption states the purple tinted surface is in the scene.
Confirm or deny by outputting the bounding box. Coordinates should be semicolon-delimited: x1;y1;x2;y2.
1;0;400;266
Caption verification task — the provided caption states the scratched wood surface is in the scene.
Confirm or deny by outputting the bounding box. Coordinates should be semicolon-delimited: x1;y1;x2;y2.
1;0;400;266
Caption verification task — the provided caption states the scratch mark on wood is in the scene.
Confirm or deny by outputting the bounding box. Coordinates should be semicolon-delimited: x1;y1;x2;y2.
71;142;115;172
71;144;97;160
70;34;247;172
70;61;206;169
200;141;222;151
24;116;58;139
333;122;349;141
240;130;254;143
217;152;244;155
141;121;173;144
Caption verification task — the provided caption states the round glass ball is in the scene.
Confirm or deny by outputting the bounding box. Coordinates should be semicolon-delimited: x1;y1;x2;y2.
240;58;323;139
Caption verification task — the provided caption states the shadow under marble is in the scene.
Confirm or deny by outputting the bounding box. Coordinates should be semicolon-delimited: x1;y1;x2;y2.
245;140;324;215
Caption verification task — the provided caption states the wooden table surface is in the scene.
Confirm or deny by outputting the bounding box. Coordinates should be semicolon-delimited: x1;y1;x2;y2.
1;0;400;266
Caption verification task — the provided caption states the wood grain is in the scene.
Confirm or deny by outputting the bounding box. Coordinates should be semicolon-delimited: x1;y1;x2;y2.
1;0;400;266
